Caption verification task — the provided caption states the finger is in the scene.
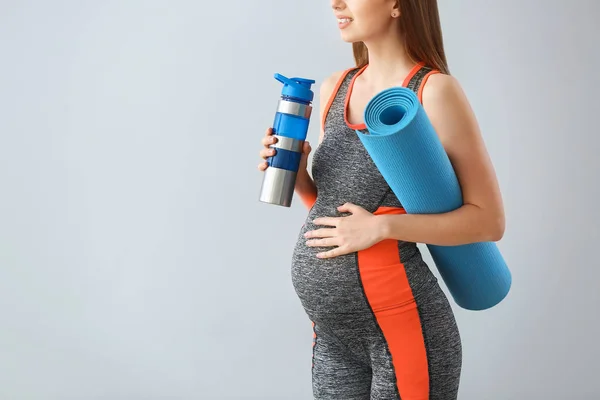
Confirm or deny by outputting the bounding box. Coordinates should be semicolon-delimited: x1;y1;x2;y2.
260;148;277;159
337;202;360;213
257;161;268;171
261;134;278;147
304;228;336;239
312;217;338;227
317;246;348;259
265;127;273;136
306;237;340;248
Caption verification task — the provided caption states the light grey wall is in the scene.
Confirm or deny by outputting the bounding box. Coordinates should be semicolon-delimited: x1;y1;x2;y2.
0;1;598;399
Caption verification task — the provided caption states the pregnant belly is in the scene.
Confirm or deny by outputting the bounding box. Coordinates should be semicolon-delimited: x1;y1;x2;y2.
290;206;415;316
290;220;369;315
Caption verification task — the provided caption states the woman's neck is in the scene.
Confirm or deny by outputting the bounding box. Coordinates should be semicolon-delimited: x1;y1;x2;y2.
360;35;417;89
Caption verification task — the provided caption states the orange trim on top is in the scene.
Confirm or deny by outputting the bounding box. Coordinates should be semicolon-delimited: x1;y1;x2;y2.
343;64;369;130
402;61;426;87
417;69;440;104
321;67;357;133
357;204;430;398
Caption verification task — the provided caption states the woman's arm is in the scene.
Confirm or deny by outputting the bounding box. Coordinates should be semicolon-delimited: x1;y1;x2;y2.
377;74;505;246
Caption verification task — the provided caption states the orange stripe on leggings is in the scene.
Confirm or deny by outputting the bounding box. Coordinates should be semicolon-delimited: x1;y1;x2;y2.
358;206;429;399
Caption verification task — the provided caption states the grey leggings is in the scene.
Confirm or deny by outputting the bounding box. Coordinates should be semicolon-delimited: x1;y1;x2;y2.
310;282;462;399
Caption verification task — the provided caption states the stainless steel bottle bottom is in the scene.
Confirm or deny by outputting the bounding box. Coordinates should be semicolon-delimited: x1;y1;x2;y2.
259;166;297;207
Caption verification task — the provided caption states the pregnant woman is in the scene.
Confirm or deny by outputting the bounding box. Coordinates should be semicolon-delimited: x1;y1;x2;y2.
257;1;505;399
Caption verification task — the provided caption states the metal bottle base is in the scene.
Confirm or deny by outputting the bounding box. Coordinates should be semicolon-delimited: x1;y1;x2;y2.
259;167;297;207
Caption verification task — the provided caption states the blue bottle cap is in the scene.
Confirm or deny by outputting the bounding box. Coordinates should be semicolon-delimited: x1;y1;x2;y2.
274;73;316;103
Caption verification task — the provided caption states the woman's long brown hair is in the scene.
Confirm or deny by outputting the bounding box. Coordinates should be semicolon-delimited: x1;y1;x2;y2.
352;0;449;74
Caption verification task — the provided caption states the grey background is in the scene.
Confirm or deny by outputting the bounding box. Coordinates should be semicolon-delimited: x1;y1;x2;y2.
1;0;599;399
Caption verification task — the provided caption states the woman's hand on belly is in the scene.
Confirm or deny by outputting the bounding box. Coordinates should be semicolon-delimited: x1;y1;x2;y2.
304;202;385;259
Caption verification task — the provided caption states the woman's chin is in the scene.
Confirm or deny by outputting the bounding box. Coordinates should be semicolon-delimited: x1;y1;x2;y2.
339;32;359;43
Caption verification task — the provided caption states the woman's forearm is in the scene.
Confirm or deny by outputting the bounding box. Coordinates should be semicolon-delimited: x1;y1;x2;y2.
295;170;317;209
377;204;504;246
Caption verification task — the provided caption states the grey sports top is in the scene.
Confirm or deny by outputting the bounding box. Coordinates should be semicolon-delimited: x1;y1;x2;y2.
290;64;439;318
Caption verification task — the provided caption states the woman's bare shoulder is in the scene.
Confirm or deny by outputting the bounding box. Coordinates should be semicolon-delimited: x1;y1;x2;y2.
320;68;353;100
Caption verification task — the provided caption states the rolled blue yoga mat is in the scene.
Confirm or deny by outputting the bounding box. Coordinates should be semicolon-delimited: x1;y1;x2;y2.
356;87;511;311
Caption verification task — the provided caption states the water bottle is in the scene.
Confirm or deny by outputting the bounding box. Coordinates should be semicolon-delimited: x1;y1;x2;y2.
259;73;315;207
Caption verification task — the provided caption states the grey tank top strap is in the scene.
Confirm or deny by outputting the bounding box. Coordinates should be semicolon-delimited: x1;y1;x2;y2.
405;64;434;93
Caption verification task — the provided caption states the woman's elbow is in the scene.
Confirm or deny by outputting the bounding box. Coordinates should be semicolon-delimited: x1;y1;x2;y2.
488;212;505;242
